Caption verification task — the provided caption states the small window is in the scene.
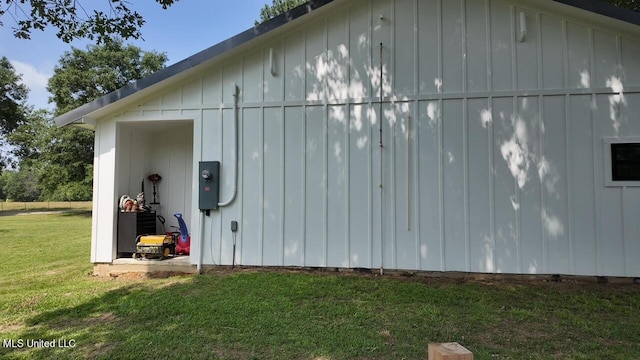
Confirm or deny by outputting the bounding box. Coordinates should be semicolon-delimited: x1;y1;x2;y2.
603;137;640;187
611;143;640;181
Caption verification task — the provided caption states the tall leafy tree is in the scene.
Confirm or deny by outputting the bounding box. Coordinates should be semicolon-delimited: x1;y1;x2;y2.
49;40;168;114
0;57;28;171
14;41;168;200
0;0;177;43
257;0;307;24
0;57;28;136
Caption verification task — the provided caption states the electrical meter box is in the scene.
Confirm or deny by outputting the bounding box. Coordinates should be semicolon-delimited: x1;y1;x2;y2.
199;161;220;210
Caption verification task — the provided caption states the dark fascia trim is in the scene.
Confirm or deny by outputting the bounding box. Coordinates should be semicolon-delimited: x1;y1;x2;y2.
54;0;334;128
553;0;640;26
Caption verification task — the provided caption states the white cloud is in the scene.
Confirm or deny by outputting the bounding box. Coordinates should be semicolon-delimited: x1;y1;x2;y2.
9;60;52;109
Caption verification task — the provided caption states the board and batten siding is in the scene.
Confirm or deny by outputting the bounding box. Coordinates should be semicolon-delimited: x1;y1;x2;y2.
93;0;640;276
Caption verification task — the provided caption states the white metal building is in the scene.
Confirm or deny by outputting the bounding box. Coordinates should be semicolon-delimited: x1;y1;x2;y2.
57;0;640;277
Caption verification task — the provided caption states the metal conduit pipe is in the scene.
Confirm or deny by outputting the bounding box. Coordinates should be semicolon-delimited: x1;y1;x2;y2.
197;83;240;274
218;83;240;207
197;212;206;274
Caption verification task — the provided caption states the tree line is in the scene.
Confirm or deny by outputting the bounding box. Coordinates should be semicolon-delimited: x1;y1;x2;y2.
0;42;166;201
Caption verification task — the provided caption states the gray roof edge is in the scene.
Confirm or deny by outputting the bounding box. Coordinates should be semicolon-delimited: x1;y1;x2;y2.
553;0;640;26
54;0;334;127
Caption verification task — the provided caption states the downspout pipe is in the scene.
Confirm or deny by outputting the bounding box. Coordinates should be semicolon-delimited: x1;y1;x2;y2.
197;84;240;274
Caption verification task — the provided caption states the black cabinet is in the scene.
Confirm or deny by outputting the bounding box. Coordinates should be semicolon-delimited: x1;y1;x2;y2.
117;211;157;253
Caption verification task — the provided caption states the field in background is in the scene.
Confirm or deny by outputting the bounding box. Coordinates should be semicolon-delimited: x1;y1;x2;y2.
0;212;639;359
0;201;92;212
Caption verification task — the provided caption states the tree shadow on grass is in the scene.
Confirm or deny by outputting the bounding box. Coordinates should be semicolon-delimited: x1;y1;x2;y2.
1;279;227;360
4;272;639;360
1;273;396;360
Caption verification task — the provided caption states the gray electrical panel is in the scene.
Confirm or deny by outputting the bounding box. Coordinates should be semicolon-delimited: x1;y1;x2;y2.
199;161;220;210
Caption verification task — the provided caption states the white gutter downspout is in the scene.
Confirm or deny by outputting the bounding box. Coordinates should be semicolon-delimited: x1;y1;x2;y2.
197;84;240;274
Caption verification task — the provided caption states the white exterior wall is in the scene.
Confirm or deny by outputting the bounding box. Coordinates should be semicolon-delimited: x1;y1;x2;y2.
92;0;640;276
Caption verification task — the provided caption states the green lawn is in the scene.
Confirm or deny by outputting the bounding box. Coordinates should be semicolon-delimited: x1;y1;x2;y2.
0;213;639;359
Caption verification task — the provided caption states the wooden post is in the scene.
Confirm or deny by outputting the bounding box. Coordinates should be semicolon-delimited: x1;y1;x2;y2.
428;343;473;360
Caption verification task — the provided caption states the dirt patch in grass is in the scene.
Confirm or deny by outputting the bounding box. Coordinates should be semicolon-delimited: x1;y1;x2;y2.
108;271;192;281
0;323;23;332
83;342;116;358
48;312;121;332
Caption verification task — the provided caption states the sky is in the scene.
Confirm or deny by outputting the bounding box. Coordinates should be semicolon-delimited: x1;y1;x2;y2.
0;1;270;110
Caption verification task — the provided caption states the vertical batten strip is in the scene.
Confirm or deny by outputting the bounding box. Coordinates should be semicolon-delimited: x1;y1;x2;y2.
415;0;422;270
590;93;600;274
437;0;445;271
281;39;286;102
588;27;601;275
561;17;572;273
417;103;424;270
537;12;543;90
345;7;351;268
486;0;492;92
259;108;265;266
302;107;307;266
486;1;496;272
565;95;574;274
509;5;522;272
511;4;522;271
323;106;328;267
238;107;244;265
391;0;395;96
488;97;496;273
368;0;375;269
562;20;569;89
513;97;521;273
463;98;470;272
323;21;329;268
439;99;445;271
346;105;351;268
391;106;397;269
437;0;443;95
301;27;308;267
540;96;547;274
511;5;517;91
218;109;224;264
280;106;285;266
462;0;467;94
414;0;419;96
412;0;419;268
413;108;420;268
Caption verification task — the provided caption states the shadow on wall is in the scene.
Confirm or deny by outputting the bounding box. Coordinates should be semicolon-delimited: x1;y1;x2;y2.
260;10;630;272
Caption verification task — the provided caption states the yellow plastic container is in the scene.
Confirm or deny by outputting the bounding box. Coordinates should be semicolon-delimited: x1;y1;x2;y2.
139;235;170;245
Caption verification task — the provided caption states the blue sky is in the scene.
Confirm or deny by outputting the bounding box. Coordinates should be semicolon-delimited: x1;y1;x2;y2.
0;1;270;110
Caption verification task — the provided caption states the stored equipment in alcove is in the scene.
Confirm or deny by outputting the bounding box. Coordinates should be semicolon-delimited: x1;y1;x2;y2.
199;161;220;214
